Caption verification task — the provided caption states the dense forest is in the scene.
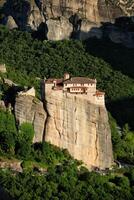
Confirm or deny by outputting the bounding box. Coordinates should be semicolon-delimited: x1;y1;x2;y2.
0;163;134;200
0;25;134;199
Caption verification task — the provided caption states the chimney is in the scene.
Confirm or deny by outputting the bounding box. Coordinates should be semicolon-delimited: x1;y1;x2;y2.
64;73;70;80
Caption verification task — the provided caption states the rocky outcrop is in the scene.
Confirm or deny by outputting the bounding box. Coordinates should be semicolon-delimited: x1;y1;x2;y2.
0;0;133;41
6;15;18;30
44;90;113;169
0;64;6;73
31;0;124;23
0;158;22;172
15;95;46;143
46;17;73;40
18;87;36;97
0;100;6;111
14;91;113;169
14;88;113;169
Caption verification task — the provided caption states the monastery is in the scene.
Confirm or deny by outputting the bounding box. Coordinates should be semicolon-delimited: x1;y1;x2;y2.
45;73;105;106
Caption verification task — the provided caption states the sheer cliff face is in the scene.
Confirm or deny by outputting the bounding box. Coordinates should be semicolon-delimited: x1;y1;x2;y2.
1;0;131;40
15;95;46;143
15;90;113;169
37;0;124;22
45;89;113;169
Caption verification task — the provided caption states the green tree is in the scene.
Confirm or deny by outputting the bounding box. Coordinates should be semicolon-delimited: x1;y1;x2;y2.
17;122;34;158
0;110;17;154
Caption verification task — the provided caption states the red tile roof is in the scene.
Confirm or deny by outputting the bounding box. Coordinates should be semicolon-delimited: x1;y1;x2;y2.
94;90;105;96
64;77;96;84
45;76;96;85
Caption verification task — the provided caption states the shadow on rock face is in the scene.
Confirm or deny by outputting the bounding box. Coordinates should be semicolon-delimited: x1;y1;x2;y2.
1;0;31;30
32;22;48;40
82;16;134;80
69;13;82;39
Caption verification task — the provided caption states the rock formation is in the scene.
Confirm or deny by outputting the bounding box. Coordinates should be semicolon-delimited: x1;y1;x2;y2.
44;89;113;169
0;0;134;41
14;85;113;169
18;87;36;97
15;95;46;143
0;64;7;73
0;101;6;111
6;16;18;30
0;158;22;172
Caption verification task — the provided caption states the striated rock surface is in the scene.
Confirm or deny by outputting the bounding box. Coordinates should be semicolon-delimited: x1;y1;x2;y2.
46;17;73;40
14;86;113;169
29;0;125;23
15;95;46;143
44;90;113;169
0;0;133;41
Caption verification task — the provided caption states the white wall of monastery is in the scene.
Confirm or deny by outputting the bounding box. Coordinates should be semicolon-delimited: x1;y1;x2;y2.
95;96;105;106
64;83;96;89
64;83;74;89
44;80;104;106
87;84;96;94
